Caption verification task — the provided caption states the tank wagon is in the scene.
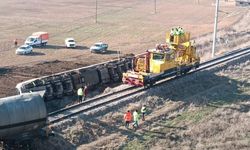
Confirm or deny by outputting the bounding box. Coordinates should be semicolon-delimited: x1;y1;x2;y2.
0;92;47;142
16;57;133;101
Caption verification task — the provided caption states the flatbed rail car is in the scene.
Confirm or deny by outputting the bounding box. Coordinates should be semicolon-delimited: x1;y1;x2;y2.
122;28;200;86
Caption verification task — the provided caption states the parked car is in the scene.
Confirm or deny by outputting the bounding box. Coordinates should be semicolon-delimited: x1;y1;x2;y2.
16;45;33;55
65;38;76;48
25;32;49;47
90;42;108;53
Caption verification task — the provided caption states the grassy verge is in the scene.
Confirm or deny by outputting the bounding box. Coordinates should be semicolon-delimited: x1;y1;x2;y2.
167;106;215;126
122;105;216;149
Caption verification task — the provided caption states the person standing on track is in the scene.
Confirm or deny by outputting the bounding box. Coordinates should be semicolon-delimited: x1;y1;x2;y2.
77;87;83;103
124;110;132;128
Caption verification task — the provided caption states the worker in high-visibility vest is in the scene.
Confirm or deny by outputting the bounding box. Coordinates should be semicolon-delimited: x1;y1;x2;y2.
175;27;181;35
170;28;175;36
77;87;83;103
132;110;140;129
124;110;132;128
141;105;147;121
179;27;184;35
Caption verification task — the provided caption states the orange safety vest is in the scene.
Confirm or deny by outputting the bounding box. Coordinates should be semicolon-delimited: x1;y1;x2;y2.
124;112;132;122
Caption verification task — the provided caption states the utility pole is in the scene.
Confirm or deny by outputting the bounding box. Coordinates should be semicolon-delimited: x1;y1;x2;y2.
95;0;98;23
212;0;219;58
154;0;156;14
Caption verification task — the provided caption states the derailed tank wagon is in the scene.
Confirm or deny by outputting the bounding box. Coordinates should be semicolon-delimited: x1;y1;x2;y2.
0;92;47;145
15;57;133;101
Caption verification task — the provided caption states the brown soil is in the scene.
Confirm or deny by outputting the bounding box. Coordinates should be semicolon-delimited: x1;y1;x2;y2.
0;60;90;97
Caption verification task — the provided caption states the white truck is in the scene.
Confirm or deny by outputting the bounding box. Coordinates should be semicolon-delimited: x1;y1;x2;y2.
25;32;49;47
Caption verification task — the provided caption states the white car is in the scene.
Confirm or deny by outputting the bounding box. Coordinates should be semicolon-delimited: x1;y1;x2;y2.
16;45;33;55
65;38;76;48
90;42;108;53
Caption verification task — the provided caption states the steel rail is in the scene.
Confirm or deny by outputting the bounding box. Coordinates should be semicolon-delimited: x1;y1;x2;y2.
47;46;250;125
48;86;144;125
48;86;136;116
201;46;250;66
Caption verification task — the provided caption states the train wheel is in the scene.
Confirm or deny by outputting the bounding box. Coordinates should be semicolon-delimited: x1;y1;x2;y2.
194;62;200;69
176;70;182;77
144;80;154;89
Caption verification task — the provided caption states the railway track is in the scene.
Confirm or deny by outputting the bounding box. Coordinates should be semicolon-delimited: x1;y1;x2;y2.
47;46;250;125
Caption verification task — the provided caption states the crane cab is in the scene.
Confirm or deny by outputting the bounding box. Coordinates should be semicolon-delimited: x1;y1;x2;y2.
149;49;176;74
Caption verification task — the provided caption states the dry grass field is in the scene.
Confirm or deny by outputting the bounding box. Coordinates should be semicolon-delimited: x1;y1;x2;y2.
0;0;249;149
0;0;247;67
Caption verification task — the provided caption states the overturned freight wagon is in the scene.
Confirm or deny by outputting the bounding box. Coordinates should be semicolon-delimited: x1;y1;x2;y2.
16;57;133;101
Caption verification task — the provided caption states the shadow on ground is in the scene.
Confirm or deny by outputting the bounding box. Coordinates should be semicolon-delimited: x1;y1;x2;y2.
40;45;89;50
104;50;120;55
90;50;119;55
29;52;45;56
35;133;76;150
0;68;11;76
77;45;89;50
145;54;250;106
207;102;250;113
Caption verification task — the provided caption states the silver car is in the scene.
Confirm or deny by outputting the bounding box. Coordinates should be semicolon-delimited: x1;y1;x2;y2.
16;45;33;55
90;42;108;53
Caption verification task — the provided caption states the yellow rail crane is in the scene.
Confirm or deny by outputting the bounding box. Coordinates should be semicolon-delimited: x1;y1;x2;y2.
122;28;200;86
